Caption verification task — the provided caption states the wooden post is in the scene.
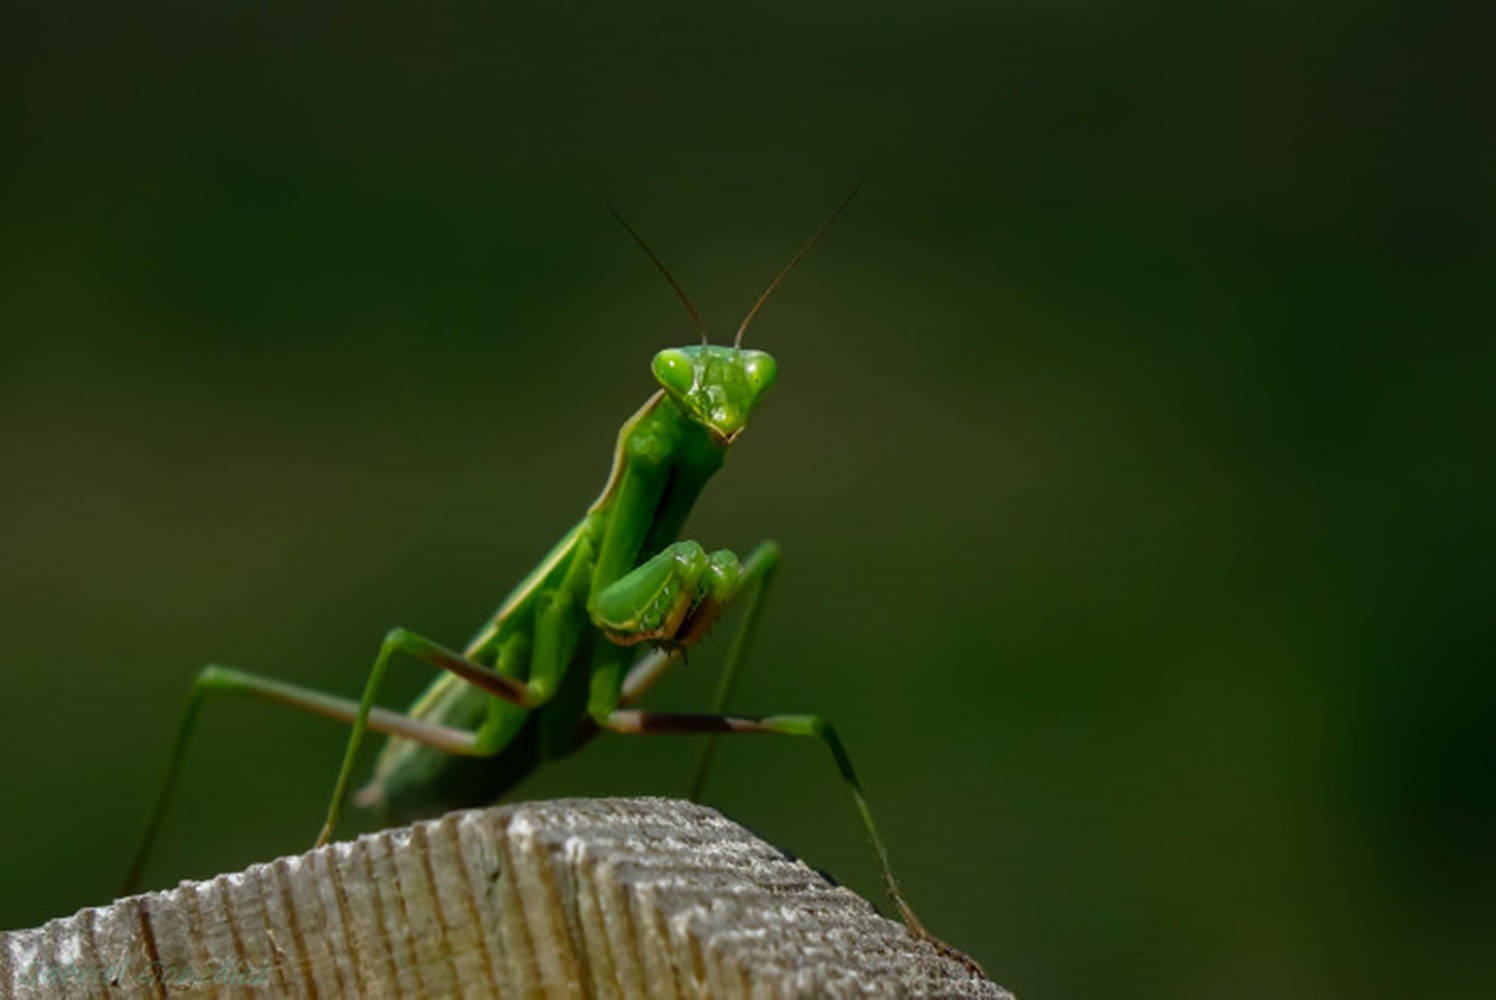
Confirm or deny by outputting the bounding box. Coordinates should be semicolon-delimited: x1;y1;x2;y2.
1;797;1008;998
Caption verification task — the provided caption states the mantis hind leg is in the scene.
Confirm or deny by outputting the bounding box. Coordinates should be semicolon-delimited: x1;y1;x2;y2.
126;626;550;894
122;662;484;894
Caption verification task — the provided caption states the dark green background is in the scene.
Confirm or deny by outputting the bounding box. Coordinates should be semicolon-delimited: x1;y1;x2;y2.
3;3;1491;996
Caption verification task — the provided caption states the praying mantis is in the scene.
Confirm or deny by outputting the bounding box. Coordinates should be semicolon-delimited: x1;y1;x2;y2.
122;184;975;967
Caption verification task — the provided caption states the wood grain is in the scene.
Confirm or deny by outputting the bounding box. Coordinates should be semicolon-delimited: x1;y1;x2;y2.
1;797;1009;998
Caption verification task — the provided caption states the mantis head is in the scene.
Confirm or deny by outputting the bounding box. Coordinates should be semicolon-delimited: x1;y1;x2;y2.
613;179;860;445
652;345;777;443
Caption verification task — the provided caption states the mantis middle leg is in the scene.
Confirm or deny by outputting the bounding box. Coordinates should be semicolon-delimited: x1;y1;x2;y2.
599;708;929;937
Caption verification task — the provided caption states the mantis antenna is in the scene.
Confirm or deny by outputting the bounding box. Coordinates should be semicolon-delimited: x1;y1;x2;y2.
734;176;865;348
608;200;708;345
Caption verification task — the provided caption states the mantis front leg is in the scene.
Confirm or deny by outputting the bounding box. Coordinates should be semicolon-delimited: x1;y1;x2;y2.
588;537;777;715
608;540;782;795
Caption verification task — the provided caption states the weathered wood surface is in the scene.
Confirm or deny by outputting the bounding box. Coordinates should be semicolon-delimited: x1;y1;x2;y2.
1;797;1008;998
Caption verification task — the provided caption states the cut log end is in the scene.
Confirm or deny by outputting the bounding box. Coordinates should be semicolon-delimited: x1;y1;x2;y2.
1;796;1011;998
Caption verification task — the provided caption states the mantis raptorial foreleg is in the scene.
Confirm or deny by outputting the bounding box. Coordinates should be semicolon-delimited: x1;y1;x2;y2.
615;541;779;705
598;539;781;798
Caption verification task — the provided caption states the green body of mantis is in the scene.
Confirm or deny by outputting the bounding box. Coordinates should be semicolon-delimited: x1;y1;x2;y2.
123;190;967;962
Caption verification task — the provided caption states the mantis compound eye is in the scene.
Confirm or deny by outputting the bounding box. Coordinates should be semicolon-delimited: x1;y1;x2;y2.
739;350;777;398
652;348;695;396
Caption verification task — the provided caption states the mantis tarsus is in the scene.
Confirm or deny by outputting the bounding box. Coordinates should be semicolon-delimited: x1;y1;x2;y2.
123;185;977;968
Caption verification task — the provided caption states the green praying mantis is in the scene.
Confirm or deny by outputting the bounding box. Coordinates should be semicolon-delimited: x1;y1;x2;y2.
122;185;976;968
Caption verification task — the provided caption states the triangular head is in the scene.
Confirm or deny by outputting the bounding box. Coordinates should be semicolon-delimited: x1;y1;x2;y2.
651;345;777;444
612;177;860;445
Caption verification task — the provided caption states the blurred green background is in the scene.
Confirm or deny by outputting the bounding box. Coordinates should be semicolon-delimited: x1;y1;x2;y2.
3;2;1491;996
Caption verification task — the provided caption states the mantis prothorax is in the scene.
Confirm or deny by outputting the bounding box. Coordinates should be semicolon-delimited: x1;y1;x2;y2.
123;184;974;967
